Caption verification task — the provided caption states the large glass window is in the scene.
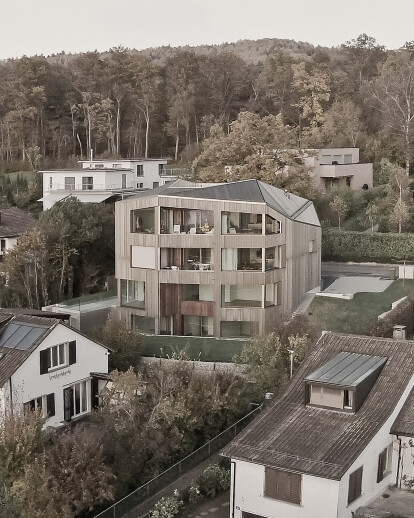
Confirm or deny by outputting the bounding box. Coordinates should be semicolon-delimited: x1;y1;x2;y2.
221;285;262;308
131;208;155;234
120;280;145;309
265;215;282;234
221;249;262;271
221;212;262;234
265;247;278;270
160;248;213;270
160;208;214;234
131;315;155;334
64;177;75;190
221;321;258;338
136;165;144;176
183;284;214;301
183;316;213;336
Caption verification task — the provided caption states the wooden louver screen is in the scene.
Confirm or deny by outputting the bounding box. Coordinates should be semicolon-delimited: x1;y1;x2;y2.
264;467;301;505
377;448;387;483
348;466;363;504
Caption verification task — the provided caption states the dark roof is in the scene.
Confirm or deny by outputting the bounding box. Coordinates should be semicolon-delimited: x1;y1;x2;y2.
222;332;414;480
391;387;414;437
0;207;36;238
0;308;71;321
125;179;316;222
304;352;387;387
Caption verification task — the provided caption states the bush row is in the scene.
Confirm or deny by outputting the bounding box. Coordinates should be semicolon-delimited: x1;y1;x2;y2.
322;228;414;263
369;293;414;338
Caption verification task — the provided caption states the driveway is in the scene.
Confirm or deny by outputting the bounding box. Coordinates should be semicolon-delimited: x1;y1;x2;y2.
189;491;230;518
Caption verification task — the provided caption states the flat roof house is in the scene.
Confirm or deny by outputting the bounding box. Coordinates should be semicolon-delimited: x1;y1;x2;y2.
222;332;414;518
115;179;321;338
0;312;110;428
304;148;373;191
40;158;176;210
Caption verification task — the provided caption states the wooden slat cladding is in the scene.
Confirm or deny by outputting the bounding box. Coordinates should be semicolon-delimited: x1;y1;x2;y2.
264;467;301;505
348;466;363;504
180;301;214;317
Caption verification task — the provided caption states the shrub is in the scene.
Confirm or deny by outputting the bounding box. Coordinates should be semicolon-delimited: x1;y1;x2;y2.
323;228;414;263
196;464;230;499
369;292;414;338
149;495;183;518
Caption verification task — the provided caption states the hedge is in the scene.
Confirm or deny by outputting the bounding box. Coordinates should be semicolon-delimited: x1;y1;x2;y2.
322;228;414;263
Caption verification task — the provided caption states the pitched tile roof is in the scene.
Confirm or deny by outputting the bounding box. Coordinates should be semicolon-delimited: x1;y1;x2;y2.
391;387;414;437
222;332;414;480
0;207;36;238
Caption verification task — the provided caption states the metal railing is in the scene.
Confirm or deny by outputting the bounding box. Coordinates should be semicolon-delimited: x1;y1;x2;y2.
94;404;262;518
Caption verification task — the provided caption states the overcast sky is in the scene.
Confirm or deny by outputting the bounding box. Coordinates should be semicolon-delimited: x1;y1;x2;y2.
0;0;411;60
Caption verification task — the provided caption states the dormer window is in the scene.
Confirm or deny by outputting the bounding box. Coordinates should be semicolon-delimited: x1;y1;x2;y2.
305;352;387;413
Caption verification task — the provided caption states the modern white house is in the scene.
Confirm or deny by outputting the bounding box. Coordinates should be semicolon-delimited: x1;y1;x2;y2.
115;179;321;337
305;148;373;191
0;312;110;428
40;158;177;210
222;331;414;518
0;207;36;259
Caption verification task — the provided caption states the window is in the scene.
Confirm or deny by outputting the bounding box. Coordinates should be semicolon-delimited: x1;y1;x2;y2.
333;154;342;164
63;380;88;421
221;321;259;338
221;212;262;234
158;164;166;175
0;239;6;253
160;208;214;234
39;341;76;374
264;467;301;505
221;248;262;271
64;177;75;190
120;280;145;309
131;315;155;334
343;389;353;409
113;163;122;168
348;467;363;504
221;285;263;308
136;165;144;176
49;177;52;188
131;208;155;233
377;445;392;483
321;154;331;164
82;177;93;190
137;182;144;188
122;174;126;188
94;164;103;168
153;182;159;188
265;215;281;235
309;240;315;253
24;393;55;418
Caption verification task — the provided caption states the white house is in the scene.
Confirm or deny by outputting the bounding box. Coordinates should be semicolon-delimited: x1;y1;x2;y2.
0;207;36;259
40;158;177;210
0;312;110;428
304;148;373;191
222;332;414;518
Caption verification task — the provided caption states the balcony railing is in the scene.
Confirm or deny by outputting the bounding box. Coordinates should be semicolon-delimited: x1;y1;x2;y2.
46;183;138;192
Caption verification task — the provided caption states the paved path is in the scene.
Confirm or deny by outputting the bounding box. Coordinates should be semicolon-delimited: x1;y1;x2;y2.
189;491;230;518
123;455;221;518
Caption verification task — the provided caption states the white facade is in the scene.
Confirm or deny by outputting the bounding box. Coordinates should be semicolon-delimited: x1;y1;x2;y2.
0;236;17;258
304;148;373;191
40;158;175;210
1;322;109;428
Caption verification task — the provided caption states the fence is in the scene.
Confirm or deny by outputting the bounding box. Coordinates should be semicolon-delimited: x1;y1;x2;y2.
94;404;262;518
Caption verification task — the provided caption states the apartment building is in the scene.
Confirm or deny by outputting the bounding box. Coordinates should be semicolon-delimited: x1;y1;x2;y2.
115;179;321;338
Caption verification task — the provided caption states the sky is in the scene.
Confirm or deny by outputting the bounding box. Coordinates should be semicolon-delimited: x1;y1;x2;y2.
0;0;412;60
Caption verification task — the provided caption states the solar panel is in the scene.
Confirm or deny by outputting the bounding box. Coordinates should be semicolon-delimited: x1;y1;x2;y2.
0;322;49;350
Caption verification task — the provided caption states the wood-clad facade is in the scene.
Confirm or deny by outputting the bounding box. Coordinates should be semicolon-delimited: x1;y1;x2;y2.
115;180;321;337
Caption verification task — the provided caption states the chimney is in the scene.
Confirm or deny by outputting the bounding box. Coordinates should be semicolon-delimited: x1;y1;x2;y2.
393;325;406;340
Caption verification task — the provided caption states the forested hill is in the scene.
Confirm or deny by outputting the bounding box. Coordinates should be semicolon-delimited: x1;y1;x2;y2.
0;34;412;173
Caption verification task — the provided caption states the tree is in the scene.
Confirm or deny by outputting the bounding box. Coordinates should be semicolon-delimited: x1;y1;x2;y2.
342;34;385;86
90;314;143;371
386;164;413;233
192;111;314;197
320;100;365;147
234;332;308;395
364;51;414;175
365;202;380;232
329;195;349;229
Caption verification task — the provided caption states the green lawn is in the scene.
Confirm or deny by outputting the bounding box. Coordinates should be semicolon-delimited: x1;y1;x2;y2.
308;279;414;334
141;335;247;363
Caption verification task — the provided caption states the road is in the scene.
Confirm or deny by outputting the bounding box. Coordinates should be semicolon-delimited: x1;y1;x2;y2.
321;262;397;278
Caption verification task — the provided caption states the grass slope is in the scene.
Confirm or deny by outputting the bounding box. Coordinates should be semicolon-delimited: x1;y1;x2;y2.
308;279;414;335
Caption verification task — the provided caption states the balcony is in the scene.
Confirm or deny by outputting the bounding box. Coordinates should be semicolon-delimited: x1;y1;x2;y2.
160;208;214;235
160;248;214;271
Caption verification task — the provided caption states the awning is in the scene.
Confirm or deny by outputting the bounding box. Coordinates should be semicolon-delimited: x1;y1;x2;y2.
72;193;113;203
38;193;71;203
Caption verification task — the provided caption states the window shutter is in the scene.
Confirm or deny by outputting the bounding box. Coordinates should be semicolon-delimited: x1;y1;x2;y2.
264;467;277;498
46;393;55;417
91;377;99;409
63;387;73;421
348;467;363;504
264;468;301;505
39;349;50;374
289;472;302;504
68;341;76;365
